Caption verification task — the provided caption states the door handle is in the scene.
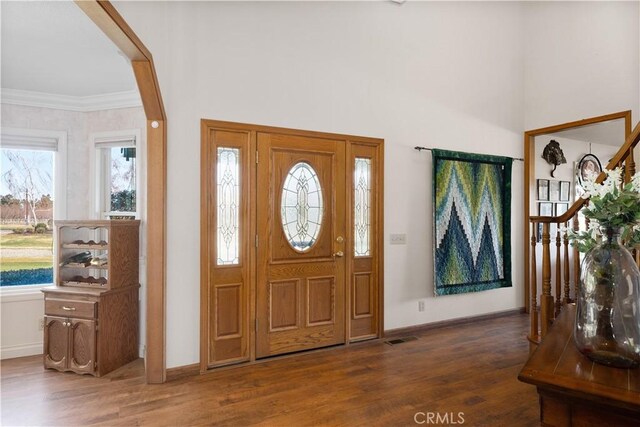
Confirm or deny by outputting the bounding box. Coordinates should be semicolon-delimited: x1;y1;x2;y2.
333;251;344;258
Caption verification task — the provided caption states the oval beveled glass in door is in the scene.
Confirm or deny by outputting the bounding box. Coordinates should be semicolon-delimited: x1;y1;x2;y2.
281;162;324;252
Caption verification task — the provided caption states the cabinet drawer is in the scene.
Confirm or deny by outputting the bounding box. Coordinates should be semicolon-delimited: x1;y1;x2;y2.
45;299;96;319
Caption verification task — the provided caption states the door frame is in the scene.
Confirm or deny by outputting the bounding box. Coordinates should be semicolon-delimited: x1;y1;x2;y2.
523;110;632;313
200;119;384;371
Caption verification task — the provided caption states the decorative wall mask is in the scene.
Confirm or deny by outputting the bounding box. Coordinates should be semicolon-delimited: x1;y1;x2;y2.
542;140;566;177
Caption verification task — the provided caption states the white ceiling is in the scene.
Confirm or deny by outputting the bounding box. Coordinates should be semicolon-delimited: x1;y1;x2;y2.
548;118;627;147
1;1;137;97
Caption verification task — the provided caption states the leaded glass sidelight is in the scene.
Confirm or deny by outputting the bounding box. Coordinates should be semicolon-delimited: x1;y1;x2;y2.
217;147;240;265
281;162;323;252
354;158;371;257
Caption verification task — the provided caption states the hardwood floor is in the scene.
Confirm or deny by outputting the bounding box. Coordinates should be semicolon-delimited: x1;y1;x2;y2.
1;312;538;426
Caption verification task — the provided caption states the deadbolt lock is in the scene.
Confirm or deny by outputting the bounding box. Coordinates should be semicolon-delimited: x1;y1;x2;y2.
336;236;344;243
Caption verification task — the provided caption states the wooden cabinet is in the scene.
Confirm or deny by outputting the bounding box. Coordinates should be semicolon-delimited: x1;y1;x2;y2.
44;220;140;377
43;285;139;377
43;316;70;371
44;315;96;374
56;220;140;290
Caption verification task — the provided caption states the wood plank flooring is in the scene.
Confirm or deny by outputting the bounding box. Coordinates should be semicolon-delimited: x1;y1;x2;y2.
1;312;539;426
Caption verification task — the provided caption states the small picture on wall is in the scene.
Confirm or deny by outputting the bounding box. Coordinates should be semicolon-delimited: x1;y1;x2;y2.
555;202;569;217
539;202;553;217
537;179;549;200
549;180;560;201
577;154;602;187
559;181;570;201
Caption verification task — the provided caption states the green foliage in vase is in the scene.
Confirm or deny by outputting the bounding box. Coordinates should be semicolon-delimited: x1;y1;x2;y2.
568;168;640;253
111;189;136;212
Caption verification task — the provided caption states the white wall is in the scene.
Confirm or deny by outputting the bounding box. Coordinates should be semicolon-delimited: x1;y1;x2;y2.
0;294;44;359
534;135;621;206
524;1;640;129
86;107;148;359
113;1;639;368
532;135;620;301
113;1;528;368
0;104;146;359
1;104;89;217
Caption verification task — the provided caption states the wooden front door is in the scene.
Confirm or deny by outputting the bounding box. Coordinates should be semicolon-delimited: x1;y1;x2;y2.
201;119;383;370
256;132;346;358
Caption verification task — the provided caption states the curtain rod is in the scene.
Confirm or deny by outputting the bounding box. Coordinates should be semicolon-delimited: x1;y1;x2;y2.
414;146;524;162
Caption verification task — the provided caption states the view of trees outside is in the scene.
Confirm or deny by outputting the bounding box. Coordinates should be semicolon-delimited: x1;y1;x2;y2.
109;147;136;214
0;148;55;286
0;147;137;285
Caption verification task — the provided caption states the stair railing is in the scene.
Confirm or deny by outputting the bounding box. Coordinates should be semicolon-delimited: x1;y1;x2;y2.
528;121;640;349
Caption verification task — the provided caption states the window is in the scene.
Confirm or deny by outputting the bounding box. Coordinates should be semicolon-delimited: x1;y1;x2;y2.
216;147;240;265
354;157;371;257
92;130;141;220
281;162;324;253
0;128;67;287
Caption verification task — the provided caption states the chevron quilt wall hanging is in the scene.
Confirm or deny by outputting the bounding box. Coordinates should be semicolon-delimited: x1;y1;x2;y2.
432;149;512;296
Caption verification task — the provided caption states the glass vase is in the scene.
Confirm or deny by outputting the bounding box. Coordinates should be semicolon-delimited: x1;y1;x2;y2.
574;227;640;368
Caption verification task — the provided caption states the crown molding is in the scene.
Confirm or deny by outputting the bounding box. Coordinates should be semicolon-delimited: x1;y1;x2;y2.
0;88;141;112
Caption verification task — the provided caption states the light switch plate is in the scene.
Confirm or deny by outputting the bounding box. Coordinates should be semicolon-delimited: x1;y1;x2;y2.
390;233;407;245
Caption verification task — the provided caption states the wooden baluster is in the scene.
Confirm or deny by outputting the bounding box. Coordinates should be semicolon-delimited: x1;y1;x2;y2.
563;226;570;305
629;149;638;268
573;215;581;299
555;228;562;317
541;222;553;337
632;149;636;270
530;223;538;345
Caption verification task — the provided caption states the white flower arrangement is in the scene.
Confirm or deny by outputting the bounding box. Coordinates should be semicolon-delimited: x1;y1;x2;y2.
567;167;640;253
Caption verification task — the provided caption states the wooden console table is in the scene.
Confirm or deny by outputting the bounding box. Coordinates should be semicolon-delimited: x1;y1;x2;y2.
519;305;640;426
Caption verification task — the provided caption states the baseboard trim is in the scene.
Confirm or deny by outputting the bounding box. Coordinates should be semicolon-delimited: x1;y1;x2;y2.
166;363;200;382
1;342;43;360
384;308;526;338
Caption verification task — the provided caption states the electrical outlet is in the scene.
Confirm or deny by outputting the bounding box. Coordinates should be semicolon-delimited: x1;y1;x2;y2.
390;233;407;245
418;301;425;312
39;317;45;331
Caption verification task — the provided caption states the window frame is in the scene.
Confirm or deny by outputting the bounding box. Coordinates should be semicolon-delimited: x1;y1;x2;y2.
90;129;143;220
0;127;67;293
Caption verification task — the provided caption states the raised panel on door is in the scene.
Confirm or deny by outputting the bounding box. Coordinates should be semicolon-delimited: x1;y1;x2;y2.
44;316;68;370
69;318;96;374
202;127;251;368
269;280;299;331
256;132;346;358
307;276;335;326
211;283;244;362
